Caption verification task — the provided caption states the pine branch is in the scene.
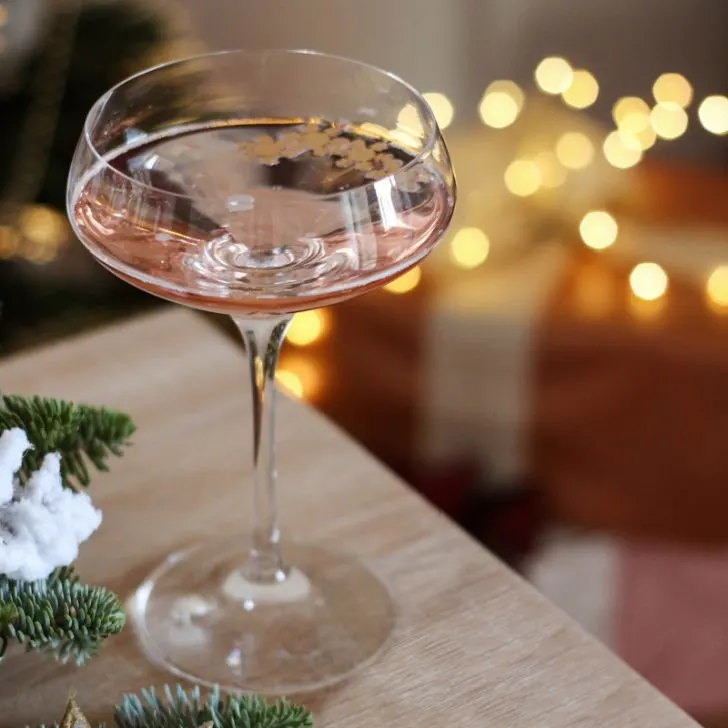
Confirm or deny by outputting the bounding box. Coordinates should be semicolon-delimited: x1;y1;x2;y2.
31;685;314;728
114;685;313;728
0;394;135;490
0;576;125;665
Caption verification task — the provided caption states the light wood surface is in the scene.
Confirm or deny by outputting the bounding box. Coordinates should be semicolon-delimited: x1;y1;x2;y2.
0;308;699;727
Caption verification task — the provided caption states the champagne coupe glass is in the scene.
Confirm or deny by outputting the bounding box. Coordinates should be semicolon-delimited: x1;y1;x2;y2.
67;49;455;695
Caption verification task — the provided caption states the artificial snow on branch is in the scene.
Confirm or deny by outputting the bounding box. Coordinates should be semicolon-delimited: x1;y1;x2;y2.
0;428;102;582
0;394;134;663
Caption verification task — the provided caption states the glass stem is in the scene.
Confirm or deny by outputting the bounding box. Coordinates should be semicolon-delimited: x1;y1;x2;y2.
233;315;292;585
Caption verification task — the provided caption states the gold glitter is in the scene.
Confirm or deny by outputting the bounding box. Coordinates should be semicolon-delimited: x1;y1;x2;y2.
238;122;419;187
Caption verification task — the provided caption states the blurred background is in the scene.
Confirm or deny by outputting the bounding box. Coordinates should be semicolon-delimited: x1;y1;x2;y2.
2;0;728;723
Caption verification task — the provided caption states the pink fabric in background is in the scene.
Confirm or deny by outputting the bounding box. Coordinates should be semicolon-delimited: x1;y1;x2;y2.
617;541;728;716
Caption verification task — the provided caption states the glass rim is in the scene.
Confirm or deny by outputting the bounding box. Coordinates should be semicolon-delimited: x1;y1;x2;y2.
79;48;442;201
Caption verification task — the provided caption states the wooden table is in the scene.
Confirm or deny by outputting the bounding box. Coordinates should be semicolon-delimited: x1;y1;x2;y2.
0;309;699;727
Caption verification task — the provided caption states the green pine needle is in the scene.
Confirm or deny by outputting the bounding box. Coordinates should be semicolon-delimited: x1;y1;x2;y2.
114;685;313;728
0;394;135;490
0;577;125;665
31;684;314;728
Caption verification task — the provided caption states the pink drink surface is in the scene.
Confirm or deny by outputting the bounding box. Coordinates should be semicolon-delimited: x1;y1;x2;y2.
72;119;453;315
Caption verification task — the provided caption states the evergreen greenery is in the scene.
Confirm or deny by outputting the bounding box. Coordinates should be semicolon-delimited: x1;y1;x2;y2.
0;394;133;663
114;685;313;728
0;577;125;664
35;685;314;728
0;394;136;490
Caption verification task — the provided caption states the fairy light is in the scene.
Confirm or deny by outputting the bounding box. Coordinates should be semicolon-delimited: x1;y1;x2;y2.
384;266;422;294
423;92;454;130
449;227;490;269
504;159;542;196
698;95;728;135
282;356;322;401
632;125;657;151
535;57;573;95
612;97;651;135
396;104;425;142
652;73;693;108
533;151;567;188
18;205;69;246
478;80;524;129
276;370;303;398
555;132;594;170
579;211;618;250
287;309;330;347
561;69;599;109
650;103;688;140
707;266;728;307
602;131;642;169
630;262;668;301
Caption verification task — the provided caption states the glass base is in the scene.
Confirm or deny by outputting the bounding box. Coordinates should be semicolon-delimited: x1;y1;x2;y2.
128;538;396;695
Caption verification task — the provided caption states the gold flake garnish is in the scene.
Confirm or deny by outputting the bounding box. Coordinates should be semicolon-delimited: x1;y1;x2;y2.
238;121;421;188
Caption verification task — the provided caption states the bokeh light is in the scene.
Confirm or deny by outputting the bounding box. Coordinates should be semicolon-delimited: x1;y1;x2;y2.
535;57;574;95
652;73;693;108
561;69;599;109
423;92;454;130
555;132;594;170
287;309;330;347
533;151;567;188
449;227;490;269
478;80;525;129
650;103;689;140
504;159;542;196
698;95;728;135
602;131;642;169
579;211;618;250
706;266;728;307
630;262;668;301
384;266;422;294
276;370;304;398
612;97;651;134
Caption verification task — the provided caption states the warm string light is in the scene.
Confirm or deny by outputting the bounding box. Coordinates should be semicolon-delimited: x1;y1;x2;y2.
504;159;542;197
400;66;724;284
533;151;567;189
561;69;599;109
478;80;524;129
698;95;728;135
603;130;643;169
422;92;454;130
652;73;693;109
579;211;618;250
534;57;573;95
276;370;304;399
449;227;490;269
650;103;688;140
384;266;422;294
706;266;728;308
287;309;331;347
555;132;594;170
629;262;668;301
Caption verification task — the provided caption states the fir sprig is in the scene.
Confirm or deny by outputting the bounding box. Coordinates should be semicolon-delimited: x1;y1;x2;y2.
0;577;125;664
32;685;314;728
0;394;135;490
114;685;313;728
